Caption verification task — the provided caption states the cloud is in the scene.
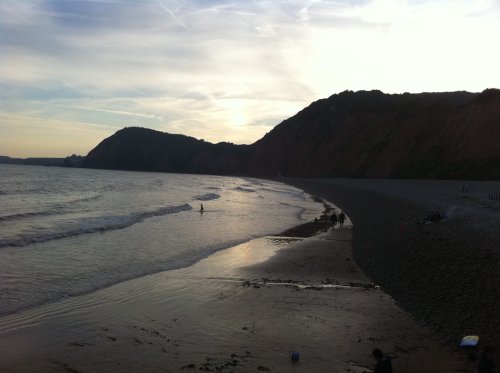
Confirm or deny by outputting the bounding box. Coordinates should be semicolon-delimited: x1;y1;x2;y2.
1;0;499;157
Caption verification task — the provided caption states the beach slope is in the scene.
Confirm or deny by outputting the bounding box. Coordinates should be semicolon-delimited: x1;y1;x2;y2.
0;225;474;372
285;178;500;361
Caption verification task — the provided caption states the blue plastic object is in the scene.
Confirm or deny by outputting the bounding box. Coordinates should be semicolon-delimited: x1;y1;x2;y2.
459;335;479;348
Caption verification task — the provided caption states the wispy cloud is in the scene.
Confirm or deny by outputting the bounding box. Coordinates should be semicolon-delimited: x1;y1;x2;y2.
1;0;499;156
156;0;190;30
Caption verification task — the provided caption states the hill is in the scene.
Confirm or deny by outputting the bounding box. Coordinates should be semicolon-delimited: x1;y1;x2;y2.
84;89;500;179
246;89;500;178
83;127;249;174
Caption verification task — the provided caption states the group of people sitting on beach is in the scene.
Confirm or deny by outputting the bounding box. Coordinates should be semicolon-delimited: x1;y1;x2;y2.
423;207;446;223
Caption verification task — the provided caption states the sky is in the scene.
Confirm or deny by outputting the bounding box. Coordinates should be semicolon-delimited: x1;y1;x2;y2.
1;0;499;157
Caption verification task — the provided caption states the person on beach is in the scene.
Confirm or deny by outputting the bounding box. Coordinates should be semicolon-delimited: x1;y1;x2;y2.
372;348;393;373
200;203;204;213
423;208;445;223
331;212;338;226
431;207;445;222
338;211;346;228
462;181;471;193
478;345;496;373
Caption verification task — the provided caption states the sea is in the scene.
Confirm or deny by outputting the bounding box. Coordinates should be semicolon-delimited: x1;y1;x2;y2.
0;164;324;317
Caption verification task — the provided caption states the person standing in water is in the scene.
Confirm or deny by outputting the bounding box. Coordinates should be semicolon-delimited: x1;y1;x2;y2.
200;203;204;213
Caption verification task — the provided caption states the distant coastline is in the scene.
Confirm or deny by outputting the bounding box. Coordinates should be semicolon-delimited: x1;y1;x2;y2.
0;155;84;168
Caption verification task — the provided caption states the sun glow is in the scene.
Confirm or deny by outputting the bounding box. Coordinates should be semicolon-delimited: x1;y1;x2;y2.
220;99;249;128
1;0;499;157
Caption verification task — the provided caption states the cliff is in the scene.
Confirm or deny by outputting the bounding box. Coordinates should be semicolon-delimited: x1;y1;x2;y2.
84;89;500;179
83;127;249;174
246;89;500;178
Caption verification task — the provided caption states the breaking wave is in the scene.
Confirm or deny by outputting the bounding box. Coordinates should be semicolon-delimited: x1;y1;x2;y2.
0;193;102;223
234;187;256;193
193;193;221;201
0;203;192;249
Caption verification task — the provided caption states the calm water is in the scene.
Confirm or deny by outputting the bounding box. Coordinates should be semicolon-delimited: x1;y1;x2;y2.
0;164;323;316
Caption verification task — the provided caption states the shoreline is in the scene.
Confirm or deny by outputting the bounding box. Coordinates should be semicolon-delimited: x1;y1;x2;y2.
0;230;474;372
0;185;327;320
0;181;478;372
282;178;500;361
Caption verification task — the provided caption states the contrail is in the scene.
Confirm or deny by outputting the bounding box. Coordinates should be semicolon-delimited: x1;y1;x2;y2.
156;0;189;30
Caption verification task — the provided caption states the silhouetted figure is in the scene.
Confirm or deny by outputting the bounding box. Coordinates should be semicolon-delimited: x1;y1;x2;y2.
478;345;496;373
462;181;471;193
338;211;346;228
372;348;393;373
314;217;318;223
200;203;204;213
431;207;444;222
331;212;338;226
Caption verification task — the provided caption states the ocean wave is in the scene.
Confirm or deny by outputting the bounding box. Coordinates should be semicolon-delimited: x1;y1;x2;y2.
0;203;192;249
98;185;116;192
0;193;102;223
260;187;306;201
242;178;264;186
261;187;300;195
234;186;256;193
65;193;102;204
0;210;60;222
194;193;221;201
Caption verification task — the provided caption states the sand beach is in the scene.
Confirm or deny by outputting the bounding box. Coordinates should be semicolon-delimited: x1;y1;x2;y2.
2;178;498;372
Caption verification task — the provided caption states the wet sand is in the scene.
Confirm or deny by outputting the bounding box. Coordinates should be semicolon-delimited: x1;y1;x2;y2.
0;223;475;372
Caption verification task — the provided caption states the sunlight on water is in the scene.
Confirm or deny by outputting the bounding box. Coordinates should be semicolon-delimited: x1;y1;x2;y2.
0;164;323;316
